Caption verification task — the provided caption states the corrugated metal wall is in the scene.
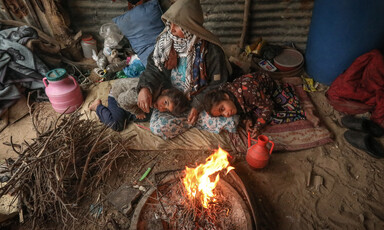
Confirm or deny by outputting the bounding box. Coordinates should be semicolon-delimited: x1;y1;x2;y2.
202;0;313;51
64;0;128;39
1;0;313;52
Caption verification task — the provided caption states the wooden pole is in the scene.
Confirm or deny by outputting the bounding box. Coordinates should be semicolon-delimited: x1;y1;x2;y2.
239;0;251;50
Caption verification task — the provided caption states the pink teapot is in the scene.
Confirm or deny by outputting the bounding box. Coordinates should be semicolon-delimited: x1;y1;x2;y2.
246;132;275;169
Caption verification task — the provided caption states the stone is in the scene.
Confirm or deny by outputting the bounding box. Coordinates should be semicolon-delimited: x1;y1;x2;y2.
107;184;142;216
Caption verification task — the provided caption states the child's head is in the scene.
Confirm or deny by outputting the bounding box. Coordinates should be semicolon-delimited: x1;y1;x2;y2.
203;89;237;117
154;88;190;116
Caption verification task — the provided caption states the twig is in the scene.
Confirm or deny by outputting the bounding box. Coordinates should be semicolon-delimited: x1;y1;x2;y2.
8;136;21;155
117;138;137;160
156;189;168;219
36;108;69;158
47;180;77;220
0;107;133;227
131;153;160;180
27;91;41;135
76;128;108;203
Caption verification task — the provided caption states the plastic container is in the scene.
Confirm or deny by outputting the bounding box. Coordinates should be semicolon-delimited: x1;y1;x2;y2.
258;60;277;72
81;35;97;59
305;0;384;85
273;48;303;72
106;60;127;73
123;55;146;78
43;68;83;114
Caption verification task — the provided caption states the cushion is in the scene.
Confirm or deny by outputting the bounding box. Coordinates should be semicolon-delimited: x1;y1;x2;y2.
228;81;334;152
149;110;239;140
112;0;164;66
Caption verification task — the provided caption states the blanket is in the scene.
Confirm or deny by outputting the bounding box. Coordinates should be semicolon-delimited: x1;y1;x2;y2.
80;79;333;153
326;49;384;128
0;25;48;117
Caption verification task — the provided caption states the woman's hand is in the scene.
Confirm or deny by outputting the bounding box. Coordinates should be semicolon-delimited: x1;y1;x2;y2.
249;129;260;139
187;107;199;125
244;119;253;133
244;119;259;138
137;88;152;113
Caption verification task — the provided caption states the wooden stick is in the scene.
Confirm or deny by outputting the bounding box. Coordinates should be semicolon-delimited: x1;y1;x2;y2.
239;0;251;50
76;128;108;203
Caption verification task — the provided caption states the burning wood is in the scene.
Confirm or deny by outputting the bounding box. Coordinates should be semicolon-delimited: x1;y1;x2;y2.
179;147;235;228
133;148;244;229
182;147;234;209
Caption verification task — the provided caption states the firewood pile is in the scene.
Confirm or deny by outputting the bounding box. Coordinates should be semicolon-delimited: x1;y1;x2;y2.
0;102;136;228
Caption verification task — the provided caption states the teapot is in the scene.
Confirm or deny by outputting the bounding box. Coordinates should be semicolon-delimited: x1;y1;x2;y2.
246;132;274;169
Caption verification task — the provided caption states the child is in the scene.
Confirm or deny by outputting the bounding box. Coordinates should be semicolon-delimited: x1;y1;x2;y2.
203;72;306;137
90;78;190;131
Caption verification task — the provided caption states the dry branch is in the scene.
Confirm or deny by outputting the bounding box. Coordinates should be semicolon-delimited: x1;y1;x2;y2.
0;104;136;228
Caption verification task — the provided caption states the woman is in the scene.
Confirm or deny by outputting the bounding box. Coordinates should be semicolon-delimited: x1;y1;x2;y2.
137;0;238;139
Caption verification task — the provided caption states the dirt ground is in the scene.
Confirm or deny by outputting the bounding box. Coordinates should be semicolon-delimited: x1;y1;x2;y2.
0;83;383;230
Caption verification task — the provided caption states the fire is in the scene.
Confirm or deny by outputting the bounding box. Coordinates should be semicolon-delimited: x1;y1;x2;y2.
182;147;234;208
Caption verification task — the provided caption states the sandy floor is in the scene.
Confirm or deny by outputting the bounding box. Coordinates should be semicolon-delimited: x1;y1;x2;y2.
242;88;384;230
0;84;383;229
0;96;36;161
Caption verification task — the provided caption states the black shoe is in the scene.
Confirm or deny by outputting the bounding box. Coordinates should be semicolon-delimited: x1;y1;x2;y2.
341;115;384;137
344;130;384;159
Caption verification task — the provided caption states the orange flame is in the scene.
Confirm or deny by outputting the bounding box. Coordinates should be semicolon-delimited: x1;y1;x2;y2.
182;147;234;208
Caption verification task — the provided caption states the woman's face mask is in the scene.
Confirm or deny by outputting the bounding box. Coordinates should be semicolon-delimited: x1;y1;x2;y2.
170;23;185;38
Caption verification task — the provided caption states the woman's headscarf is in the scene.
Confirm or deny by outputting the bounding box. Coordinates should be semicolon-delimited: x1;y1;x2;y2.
153;0;232;89
153;22;197;91
153;22;195;70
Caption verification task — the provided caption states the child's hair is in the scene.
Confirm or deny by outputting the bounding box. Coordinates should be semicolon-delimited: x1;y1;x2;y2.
161;88;190;116
128;0;149;10
203;89;228;116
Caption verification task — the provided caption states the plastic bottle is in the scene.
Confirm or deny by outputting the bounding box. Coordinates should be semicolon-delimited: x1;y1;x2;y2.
92;50;108;69
105;60;127;73
81;35;97;59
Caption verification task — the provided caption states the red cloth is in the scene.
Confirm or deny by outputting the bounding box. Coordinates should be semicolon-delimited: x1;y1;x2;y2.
326;49;384;128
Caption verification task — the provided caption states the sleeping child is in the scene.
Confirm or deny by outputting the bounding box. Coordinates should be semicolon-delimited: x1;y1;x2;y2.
203;72;306;137
90;78;190;131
